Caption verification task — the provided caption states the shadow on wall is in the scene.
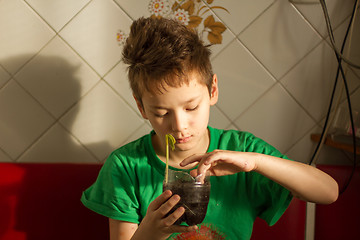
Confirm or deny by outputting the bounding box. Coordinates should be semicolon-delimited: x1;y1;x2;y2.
1;54;110;163
0;55;110;239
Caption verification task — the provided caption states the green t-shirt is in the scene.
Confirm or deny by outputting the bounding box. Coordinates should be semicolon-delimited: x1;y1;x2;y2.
81;126;292;239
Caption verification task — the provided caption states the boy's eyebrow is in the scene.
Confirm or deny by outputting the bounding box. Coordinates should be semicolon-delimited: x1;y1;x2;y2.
149;97;200;109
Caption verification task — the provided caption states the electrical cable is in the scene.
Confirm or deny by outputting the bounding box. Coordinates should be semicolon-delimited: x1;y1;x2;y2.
309;0;357;166
310;0;358;165
319;0;360;69
310;13;356;164
322;0;358;195
310;77;345;164
310;0;358;194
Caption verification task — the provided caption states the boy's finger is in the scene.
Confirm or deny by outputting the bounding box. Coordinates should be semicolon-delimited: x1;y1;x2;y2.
196;163;212;177
180;153;203;166
169;224;198;233
189;169;198;178
163;206;185;227
157;194;181;217
148;190;172;211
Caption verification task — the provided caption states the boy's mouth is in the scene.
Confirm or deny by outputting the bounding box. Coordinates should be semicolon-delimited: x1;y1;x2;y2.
176;136;191;144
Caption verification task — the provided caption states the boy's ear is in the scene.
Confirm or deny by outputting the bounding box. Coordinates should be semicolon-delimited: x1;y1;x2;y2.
133;94;148;119
210;74;219;105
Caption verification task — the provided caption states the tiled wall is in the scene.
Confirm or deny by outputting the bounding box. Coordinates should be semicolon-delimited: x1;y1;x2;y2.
0;0;359;164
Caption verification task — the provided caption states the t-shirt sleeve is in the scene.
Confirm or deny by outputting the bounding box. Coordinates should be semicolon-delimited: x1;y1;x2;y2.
243;132;293;226
81;151;141;223
249;171;293;226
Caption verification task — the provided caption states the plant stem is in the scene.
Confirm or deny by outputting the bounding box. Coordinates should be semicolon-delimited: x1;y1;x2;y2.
165;136;169;184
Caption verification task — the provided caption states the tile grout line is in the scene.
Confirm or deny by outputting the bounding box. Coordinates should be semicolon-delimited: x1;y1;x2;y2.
113;0;135;22
57;0;94;33
57;121;103;163
23;0;59;34
231;81;278;127
0;146;14;162
101;77;145;120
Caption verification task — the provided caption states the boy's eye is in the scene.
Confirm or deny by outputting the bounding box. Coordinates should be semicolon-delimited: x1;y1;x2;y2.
154;112;168;118
187;105;198;111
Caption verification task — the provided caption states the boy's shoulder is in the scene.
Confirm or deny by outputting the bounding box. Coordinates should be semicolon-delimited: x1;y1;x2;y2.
102;132;154;170
209;126;283;157
111;132;151;158
210;126;256;142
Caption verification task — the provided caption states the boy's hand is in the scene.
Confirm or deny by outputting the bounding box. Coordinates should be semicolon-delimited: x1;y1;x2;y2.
133;190;198;240
181;150;339;205
180;150;257;178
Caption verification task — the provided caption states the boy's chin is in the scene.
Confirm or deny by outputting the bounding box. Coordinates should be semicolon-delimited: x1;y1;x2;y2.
175;142;197;152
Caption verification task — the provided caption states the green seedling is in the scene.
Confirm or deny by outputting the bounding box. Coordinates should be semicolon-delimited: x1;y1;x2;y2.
165;134;176;184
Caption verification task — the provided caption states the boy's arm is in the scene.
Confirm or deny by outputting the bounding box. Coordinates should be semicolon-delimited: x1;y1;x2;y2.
109;219;138;240
181;150;338;204
253;153;338;204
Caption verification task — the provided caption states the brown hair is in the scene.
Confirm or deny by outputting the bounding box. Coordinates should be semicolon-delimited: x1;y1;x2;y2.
122;17;213;104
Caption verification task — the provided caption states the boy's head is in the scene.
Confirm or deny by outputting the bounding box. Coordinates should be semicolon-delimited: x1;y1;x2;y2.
122;17;213;105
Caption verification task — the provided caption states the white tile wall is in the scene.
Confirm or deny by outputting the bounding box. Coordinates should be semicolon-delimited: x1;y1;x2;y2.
104;62;139;113
280;41;339;122
213;38;276;121
239;0;323;79
234;83;315;153
26;0;91;32
59;81;145;161
0;0;55;74
0;80;54;159
14;36;100;118
0;0;359;165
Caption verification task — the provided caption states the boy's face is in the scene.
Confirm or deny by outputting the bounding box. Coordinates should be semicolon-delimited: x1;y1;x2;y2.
135;73;218;156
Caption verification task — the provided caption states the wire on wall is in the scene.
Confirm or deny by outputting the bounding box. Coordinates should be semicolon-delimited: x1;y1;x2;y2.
320;0;360;69
309;0;359;194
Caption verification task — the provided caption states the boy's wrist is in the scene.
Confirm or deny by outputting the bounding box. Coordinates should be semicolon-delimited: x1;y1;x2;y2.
131;228;168;240
250;152;265;173
132;220;172;240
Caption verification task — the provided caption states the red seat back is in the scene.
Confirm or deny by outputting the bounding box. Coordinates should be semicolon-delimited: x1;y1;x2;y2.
315;165;360;240
251;197;306;240
0;163;108;240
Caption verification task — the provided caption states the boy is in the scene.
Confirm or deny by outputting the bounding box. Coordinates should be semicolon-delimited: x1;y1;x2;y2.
81;17;338;240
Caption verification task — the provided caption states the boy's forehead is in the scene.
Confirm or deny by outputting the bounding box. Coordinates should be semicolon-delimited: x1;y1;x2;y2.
142;79;207;104
146;73;204;95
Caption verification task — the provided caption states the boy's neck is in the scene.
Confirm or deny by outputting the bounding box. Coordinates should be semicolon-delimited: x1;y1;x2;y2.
165;151;200;169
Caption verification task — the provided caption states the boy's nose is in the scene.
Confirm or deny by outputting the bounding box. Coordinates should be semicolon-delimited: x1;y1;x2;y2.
171;112;187;132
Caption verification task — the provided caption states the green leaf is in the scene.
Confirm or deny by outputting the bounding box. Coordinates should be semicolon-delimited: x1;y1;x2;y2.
166;134;176;150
